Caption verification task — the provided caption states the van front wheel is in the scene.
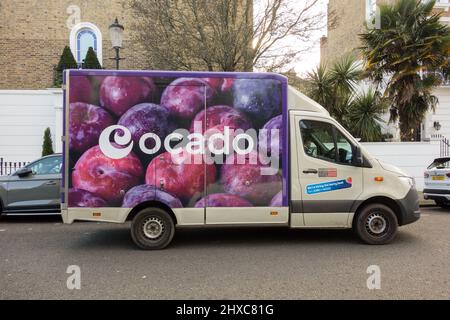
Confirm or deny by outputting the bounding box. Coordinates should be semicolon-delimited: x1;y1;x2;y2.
131;207;175;250
354;204;398;245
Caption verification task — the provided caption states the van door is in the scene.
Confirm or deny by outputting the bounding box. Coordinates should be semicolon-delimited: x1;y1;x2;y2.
294;115;363;227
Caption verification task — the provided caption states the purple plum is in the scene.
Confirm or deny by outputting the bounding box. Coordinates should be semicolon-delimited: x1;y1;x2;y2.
221;151;282;206
68;188;108;208
233;79;282;127
69;102;115;154
118;103;173;151
100;76;156;116
190;105;252;134
202;78;234;94
146;151;217;202
70;76;93;104
269;190;283;207
259;115;283;158
122;184;183;209
195;193;253;208
72;145;144;204
160;78;214;120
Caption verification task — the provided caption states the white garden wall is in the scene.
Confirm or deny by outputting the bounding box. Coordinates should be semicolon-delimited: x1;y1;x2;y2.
0;89;63;163
362;141;441;191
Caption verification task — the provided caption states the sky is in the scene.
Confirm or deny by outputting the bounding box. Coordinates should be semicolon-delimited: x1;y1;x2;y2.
293;0;329;76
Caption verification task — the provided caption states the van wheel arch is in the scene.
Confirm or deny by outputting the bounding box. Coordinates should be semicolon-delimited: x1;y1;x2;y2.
353;196;402;227
126;201;178;225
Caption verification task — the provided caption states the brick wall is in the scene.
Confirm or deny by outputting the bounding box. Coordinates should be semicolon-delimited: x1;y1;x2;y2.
0;0;149;89
320;0;367;65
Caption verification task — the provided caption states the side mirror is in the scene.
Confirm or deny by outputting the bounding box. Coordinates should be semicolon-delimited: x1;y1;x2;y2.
16;167;33;178
352;146;364;166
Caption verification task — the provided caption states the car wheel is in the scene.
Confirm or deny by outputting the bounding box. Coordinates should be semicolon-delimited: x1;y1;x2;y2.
354;204;398;245
435;199;450;209
131;207;175;250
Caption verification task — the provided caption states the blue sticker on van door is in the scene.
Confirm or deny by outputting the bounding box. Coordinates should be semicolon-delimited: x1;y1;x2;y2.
306;178;353;195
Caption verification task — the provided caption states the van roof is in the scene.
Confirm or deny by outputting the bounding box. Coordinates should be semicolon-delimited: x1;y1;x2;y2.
288;86;330;116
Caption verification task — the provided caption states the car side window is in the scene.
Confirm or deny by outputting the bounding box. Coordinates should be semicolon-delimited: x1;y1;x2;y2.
27;157;62;175
300;120;336;162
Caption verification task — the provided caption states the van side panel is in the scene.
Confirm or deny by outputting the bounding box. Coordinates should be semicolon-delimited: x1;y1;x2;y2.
65;70;288;224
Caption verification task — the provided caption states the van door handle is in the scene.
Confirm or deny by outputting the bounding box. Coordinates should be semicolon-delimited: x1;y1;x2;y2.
45;181;57;186
303;169;318;174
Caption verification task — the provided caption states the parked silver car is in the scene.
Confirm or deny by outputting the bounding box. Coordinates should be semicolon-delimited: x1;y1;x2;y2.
424;157;450;208
0;154;62;215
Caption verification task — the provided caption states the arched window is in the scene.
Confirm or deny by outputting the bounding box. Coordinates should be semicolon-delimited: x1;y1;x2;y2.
70;22;103;67
77;29;97;64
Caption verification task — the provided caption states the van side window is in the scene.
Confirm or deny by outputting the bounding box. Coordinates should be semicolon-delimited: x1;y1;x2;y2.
299;120;355;165
300;120;336;162
335;130;354;165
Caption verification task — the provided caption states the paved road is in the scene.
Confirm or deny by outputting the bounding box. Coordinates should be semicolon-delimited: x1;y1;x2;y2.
0;207;449;300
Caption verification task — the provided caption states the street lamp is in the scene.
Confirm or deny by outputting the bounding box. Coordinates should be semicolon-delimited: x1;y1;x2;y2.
109;18;125;70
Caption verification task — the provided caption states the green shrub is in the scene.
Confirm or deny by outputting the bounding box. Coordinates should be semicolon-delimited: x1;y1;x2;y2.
42;128;55;157
83;47;102;69
54;46;77;87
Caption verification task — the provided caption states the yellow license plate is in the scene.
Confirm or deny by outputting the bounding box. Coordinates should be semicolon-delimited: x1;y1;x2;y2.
432;176;445;181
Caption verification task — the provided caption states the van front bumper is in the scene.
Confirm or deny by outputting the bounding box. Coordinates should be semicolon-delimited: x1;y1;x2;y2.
396;188;421;226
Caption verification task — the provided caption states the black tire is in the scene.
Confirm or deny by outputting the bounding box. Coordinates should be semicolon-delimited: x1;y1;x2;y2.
354;203;398;245
435;199;450;209
130;207;175;250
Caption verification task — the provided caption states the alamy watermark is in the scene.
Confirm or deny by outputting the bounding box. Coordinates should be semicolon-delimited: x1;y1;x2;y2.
366;265;381;290
66;265;81;290
66;5;81;30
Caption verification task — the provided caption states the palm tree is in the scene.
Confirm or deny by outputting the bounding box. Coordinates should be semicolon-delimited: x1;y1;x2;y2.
347;89;386;142
305;55;386;142
306;56;363;123
360;0;450;141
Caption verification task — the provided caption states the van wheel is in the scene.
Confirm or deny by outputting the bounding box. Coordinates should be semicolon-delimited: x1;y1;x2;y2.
131;207;175;250
354;204;398;245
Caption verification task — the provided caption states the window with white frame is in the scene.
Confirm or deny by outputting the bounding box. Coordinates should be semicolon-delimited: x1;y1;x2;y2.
70;22;103;67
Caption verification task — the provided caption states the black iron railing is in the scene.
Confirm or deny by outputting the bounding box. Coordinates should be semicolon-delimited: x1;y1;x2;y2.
0;158;29;176
441;138;450;157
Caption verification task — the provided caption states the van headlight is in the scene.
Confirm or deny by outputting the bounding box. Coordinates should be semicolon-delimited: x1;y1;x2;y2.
399;176;416;188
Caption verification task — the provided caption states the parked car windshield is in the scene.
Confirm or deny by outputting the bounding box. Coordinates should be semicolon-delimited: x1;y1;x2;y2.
428;158;450;170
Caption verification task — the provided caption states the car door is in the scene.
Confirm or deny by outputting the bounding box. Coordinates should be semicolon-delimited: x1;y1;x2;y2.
7;156;62;212
295;116;363;227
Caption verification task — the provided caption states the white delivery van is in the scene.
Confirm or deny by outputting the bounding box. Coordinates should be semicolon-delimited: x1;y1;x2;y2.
61;70;420;249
